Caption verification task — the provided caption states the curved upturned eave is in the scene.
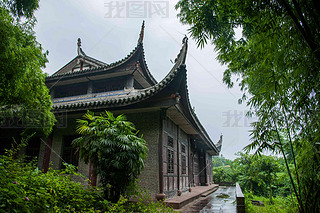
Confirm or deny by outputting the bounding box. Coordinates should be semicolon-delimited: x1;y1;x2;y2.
51;39;189;110
51;64;186;110
50;38;218;154
171;37;219;154
178;79;220;154
46;44;141;81
46;43;158;88
138;43;157;85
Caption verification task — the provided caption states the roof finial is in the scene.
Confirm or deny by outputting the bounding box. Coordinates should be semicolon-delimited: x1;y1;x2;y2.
138;20;145;44
77;38;81;56
182;35;188;44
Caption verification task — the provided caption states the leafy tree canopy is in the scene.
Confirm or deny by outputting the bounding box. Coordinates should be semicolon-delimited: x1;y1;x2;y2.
176;0;320;212
176;0;319;100
213;153;294;208
212;155;232;167
0;0;55;136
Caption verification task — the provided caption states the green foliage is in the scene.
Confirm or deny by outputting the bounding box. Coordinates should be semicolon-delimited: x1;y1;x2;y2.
294;140;320;212
73;110;148;202
234;153;282;202
176;0;320;211
212;156;237;184
215;153;299;211
2;0;39;18
212;167;233;184
0;0;55;136
0;141;174;213
0;143;103;212
125;188;176;213
213;153;291;200
212;156;232;167
245;192;298;213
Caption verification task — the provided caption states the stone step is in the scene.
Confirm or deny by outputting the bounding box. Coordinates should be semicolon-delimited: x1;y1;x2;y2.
201;185;219;197
165;184;219;209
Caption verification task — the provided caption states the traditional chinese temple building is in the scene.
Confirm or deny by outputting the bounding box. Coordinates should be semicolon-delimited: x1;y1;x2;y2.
5;22;222;200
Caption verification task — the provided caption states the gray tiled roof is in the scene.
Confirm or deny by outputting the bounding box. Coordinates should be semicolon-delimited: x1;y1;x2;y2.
46;22;157;86
50;36;219;154
51;35;188;110
52;63;186;110
46;45;140;80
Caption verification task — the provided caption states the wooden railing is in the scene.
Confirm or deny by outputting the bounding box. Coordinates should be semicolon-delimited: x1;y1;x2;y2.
235;183;245;213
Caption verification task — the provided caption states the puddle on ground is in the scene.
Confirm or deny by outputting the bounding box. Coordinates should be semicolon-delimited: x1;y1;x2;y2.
200;186;237;213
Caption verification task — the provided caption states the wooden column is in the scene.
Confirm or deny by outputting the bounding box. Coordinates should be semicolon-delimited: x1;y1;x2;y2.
156;109;166;201
89;162;97;186
177;127;181;195
42;134;53;172
188;136;192;188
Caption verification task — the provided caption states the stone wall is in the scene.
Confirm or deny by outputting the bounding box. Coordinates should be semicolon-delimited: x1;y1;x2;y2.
38;116;91;185
126;111;160;199
38;110;161;197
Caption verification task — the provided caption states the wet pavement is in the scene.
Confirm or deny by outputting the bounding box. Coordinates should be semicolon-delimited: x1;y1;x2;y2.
179;186;236;213
200;186;236;213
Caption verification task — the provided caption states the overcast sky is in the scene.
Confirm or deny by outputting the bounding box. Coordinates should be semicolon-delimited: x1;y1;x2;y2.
34;0;255;159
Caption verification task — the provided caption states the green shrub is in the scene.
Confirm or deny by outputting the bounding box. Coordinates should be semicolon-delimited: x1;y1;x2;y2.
0;142;175;212
0;146;103;212
73;111;148;202
212;166;236;183
127;187;175;213
245;192;298;213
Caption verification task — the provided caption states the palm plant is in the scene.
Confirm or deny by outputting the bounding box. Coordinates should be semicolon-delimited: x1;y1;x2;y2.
72;110;148;202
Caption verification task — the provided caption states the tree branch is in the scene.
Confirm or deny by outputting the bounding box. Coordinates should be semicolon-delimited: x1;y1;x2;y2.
281;103;302;205
277;0;320;63
272;114;304;212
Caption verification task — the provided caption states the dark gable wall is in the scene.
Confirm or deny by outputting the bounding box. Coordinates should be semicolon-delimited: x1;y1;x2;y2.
125;111;160;198
37;109;213;199
39;110;161;198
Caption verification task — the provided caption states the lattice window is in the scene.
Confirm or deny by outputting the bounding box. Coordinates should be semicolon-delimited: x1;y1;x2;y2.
182;155;186;174
167;149;174;173
181;144;186;153
168;136;174;148
181;144;186;174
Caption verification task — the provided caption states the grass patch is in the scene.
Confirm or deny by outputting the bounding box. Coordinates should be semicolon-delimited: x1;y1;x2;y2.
216;193;230;198
245;193;298;213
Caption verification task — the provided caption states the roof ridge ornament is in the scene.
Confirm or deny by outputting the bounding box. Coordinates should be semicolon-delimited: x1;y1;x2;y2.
182;35;188;44
138;20;145;44
172;35;188;64
77;38;81;56
216;134;223;152
77;38;87;57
